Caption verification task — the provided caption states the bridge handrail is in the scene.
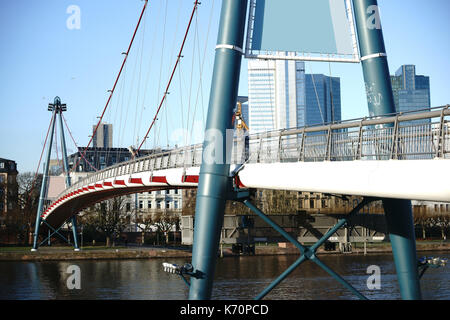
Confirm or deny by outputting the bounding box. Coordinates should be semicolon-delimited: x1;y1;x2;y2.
53;106;449;202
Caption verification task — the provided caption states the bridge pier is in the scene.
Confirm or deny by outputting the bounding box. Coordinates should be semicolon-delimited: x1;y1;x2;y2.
383;199;421;299
353;0;421;299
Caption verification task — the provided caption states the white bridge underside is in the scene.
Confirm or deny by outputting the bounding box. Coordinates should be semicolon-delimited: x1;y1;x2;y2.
43;159;450;229
239;160;450;202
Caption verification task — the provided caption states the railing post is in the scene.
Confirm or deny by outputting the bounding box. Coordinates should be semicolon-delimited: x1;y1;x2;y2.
300;129;306;161
326;125;332;161
166;152;171;169
277;131;283;162
436;106;447;158
443;108;448;157
189;0;247;300
191;145;196;166
353;0;421;299
357;119;364;160
390;115;400;160
257;135;263;163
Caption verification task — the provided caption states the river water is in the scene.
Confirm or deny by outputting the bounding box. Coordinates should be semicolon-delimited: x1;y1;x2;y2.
0;252;448;300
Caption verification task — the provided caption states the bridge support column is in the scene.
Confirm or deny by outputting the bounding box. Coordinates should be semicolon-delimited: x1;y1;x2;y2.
383;199;421;299
353;0;421;299
188;0;248;300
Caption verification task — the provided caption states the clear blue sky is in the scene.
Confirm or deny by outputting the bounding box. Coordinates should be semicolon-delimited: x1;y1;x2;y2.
1;0;449;173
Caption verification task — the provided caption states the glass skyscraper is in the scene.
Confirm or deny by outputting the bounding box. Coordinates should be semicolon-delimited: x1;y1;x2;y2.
391;65;430;114
305;74;341;126
247;59;341;134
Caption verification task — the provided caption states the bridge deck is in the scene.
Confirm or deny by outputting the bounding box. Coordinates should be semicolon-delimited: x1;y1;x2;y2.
42;108;450;229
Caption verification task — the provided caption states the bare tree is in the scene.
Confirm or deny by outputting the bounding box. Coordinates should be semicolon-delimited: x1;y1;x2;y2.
136;214;154;245
439;214;450;241
413;209;432;240
153;210;180;244
431;213;449;241
83;196;128;247
0;172;42;244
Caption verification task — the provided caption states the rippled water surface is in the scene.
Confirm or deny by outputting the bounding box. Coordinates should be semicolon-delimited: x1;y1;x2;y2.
0;252;448;300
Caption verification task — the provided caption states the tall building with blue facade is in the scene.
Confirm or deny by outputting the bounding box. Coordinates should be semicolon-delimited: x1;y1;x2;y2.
248;59;341;134
305;74;341;126
391;65;430;114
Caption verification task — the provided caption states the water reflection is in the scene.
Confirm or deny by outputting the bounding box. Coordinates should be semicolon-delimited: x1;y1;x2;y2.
0;252;448;300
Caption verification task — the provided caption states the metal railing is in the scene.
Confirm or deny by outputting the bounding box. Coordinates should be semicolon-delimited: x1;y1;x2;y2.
56;106;449;201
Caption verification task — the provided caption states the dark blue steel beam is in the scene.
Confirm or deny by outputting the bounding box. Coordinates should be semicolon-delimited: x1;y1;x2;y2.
188;0;248;300
353;0;422;299
39;220;69;246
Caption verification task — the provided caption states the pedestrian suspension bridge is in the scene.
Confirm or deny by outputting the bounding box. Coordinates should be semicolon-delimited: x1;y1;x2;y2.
30;0;449;300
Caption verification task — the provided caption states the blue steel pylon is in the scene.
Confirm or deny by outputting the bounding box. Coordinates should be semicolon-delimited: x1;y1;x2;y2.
188;0;248;299
31;97;80;251
353;0;421;299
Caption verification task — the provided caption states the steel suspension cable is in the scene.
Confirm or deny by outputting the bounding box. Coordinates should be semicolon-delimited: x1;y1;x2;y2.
136;1;162;145
185;0;215;147
30;112;55;195
187;11;202;147
309;64;325;124
132;12;147;146
156;0;169;150
73;0;149;171
62;113;98;172
137;0;200;152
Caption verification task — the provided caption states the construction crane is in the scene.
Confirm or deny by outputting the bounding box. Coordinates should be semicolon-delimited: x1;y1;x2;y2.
232;101;249;164
232;101;249;131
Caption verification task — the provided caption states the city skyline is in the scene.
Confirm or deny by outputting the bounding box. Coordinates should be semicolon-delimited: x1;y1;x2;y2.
1;0;450;173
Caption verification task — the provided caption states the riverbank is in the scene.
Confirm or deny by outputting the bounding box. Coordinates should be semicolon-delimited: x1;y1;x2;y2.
1;241;449;262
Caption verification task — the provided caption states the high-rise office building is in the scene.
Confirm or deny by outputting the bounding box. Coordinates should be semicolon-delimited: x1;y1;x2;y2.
248;59;307;134
305;74;341;126
391;65;430;114
247;59;340;133
247;59;277;134
93;123;113;148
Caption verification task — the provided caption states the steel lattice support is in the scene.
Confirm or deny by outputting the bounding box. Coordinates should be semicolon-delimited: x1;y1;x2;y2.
242;198;374;300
